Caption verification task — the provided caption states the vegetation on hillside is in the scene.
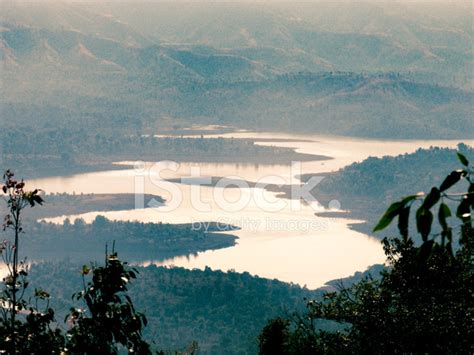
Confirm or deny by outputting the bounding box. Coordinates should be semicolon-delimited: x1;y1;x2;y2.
310;144;473;237
23;217;237;261
0;170;320;353
28;263;321;354
258;152;474;354
0;170;152;353
1;131;322;179
1;152;473;353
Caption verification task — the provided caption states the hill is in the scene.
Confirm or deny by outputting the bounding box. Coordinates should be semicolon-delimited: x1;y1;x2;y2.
1;23;472;139
27;262;322;353
1;1;473;139
308;144;474;237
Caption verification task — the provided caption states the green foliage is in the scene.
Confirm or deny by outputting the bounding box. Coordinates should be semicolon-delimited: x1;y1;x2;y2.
373;194;417;233
22;216;236;261
258;317;290;355
66;251;151;354
0;171;152;354
0;170;63;354
27;262;321;354
319;145;474;199
259;152;474;354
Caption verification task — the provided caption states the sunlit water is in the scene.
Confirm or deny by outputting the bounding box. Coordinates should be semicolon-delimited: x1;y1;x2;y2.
30;133;472;288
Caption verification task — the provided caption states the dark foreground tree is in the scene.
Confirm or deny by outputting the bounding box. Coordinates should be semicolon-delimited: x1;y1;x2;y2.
0;170;63;354
66;248;151;354
259;152;474;354
0;171;151;354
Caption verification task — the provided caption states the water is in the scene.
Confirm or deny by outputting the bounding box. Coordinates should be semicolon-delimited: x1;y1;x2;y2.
31;133;472;288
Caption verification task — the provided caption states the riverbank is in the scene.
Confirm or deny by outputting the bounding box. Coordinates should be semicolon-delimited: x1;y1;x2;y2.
2;135;330;180
23;193;165;221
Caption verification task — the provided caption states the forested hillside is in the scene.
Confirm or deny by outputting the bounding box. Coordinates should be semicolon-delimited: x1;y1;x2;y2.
0;132;323;178
310;144;474;237
27;262;321;353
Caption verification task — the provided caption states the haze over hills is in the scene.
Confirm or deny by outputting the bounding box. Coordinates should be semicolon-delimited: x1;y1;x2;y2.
23;1;472;86
0;0;153;46
0;2;473;353
1;1;473;138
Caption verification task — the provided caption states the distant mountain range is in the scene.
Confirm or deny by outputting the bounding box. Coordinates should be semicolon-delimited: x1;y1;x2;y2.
1;1;472;138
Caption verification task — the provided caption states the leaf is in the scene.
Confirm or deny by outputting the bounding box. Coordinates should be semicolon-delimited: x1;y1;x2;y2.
416;208;433;241
400;195;418;205
374;202;404;232
33;195;44;205
438;203;451;231
27;196;35;207
397;206;410;240
82;265;91;275
439;170;466;192
457;152;469;167
373;195;417;232
456;199;471;222
422;187;440;209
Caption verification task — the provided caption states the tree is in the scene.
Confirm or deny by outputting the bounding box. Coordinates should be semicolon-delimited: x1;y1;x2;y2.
259;152;474;354
0;170;63;354
258;317;290;355
0;171;152;354
66;247;151;354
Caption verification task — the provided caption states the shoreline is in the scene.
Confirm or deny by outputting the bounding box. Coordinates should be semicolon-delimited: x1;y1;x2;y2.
8;144;331;181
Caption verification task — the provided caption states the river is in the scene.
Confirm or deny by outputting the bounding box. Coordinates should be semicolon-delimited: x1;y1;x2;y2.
31;132;472;288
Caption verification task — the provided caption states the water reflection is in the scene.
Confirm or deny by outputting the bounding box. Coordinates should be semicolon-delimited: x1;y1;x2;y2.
30;133;472;288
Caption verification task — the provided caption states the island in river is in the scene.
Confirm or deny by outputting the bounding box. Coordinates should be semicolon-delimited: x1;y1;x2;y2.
5;193;239;263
